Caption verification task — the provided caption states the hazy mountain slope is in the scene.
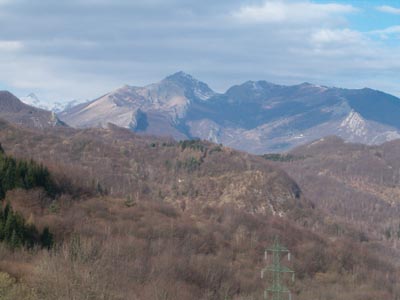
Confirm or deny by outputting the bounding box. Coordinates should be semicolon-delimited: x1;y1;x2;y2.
185;82;400;152
0;91;65;129
21;93;82;113
59;72;215;139
59;73;400;153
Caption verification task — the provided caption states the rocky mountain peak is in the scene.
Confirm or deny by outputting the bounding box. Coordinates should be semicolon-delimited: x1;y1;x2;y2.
27;92;39;100
21;93;41;108
163;71;215;101
0;91;25;112
165;71;194;82
0;91;66;128
245;80;278;90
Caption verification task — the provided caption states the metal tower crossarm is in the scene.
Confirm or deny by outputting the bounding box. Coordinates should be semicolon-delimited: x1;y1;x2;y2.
261;237;295;300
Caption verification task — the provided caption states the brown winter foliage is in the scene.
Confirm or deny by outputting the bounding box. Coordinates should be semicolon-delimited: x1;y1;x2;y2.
0;121;303;215
273;137;400;244
0;121;399;299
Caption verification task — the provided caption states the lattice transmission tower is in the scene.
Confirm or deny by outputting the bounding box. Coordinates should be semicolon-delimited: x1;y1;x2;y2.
261;237;295;300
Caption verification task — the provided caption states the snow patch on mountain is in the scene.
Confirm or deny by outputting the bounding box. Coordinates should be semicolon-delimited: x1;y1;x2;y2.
20;93;46;110
21;93;84;113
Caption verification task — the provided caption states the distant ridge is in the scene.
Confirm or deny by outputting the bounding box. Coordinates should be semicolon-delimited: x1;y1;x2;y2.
52;72;400;153
0;91;66;129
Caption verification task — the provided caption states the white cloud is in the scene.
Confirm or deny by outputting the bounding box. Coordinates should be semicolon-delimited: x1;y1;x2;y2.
372;26;400;34
0;0;399;100
0;40;23;51
370;26;400;40
311;28;364;45
376;5;400;15
233;0;356;24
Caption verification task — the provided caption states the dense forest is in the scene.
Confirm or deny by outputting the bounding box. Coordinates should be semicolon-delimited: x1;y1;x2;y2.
0;144;54;250
0;203;52;249
0;143;56;199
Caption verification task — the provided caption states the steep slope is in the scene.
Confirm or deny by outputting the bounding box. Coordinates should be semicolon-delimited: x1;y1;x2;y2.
59;71;215;139
251;110;400;153
187;82;400;153
0;121;398;299
0;119;303;216
0;91;65;129
59;73;400;153
268;136;400;245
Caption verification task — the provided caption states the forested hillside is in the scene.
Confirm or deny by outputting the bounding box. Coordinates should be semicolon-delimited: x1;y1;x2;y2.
0;120;398;299
0;144;56;199
0;121;304;216
272;137;400;244
0;146;54;250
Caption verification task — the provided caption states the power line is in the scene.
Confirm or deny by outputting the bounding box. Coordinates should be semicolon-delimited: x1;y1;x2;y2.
261;237;295;300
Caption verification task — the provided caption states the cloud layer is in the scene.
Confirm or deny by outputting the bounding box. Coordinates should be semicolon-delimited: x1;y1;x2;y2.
233;1;356;24
0;0;399;102
377;5;400;15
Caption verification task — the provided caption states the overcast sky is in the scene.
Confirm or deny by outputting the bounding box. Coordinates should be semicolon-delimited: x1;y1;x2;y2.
0;0;399;103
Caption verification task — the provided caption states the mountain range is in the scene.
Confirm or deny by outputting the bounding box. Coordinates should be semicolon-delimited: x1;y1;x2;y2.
1;74;400;298
57;72;400;153
20;93;83;113
2;72;400;153
0;91;65;129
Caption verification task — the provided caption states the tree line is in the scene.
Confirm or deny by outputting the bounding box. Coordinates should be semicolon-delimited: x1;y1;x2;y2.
0;203;53;249
0;143;54;249
0;143;57;199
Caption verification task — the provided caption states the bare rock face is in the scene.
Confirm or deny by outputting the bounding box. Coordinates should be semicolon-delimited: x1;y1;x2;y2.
59;72;215;140
0;91;66;129
59;73;400;153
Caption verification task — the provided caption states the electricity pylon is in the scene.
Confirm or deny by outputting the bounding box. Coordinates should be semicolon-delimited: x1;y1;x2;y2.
261;237;295;300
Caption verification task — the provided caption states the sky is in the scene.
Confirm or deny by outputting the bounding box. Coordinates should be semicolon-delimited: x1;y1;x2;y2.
0;0;399;103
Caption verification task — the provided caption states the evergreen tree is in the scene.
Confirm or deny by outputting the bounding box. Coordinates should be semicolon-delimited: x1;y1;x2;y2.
0;186;4;200
14;214;25;244
24;224;39;249
0;222;4;242
0;209;4;241
9;229;21;249
40;227;53;249
2;158;16;192
0;150;58;199
0;204;53;249
0;149;55;250
3;203;11;223
4;210;16;242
